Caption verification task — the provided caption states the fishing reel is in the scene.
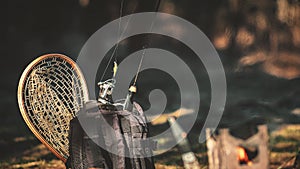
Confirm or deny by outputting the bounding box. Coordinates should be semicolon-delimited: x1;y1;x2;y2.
97;79;116;105
97;78;137;112
97;62;137;111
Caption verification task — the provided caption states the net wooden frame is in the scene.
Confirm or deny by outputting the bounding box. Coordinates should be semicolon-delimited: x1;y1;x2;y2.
17;53;89;162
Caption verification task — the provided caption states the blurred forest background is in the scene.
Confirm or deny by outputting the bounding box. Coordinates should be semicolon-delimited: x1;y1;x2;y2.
1;0;300;168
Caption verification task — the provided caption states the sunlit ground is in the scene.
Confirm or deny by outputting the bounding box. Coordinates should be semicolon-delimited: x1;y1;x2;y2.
1;124;299;169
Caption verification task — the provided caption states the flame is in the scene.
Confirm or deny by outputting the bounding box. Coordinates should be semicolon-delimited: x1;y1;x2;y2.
237;146;252;166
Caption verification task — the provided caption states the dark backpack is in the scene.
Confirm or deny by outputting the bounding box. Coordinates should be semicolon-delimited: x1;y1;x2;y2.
66;101;156;169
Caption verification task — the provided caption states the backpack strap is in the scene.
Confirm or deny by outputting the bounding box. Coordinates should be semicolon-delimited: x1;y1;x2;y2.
119;102;156;169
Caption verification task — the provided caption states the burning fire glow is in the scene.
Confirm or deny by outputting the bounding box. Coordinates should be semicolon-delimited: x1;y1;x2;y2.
237;146;252;166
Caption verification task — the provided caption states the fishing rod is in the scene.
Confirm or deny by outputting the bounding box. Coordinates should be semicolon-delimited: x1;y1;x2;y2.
97;0;162;109
97;0;137;106
123;0;161;111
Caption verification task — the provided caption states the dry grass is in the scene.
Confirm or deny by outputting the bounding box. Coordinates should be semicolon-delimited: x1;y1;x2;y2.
1;124;299;168
269;125;300;169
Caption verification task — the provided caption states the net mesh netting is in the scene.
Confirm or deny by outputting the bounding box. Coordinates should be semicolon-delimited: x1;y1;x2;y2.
19;54;88;160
